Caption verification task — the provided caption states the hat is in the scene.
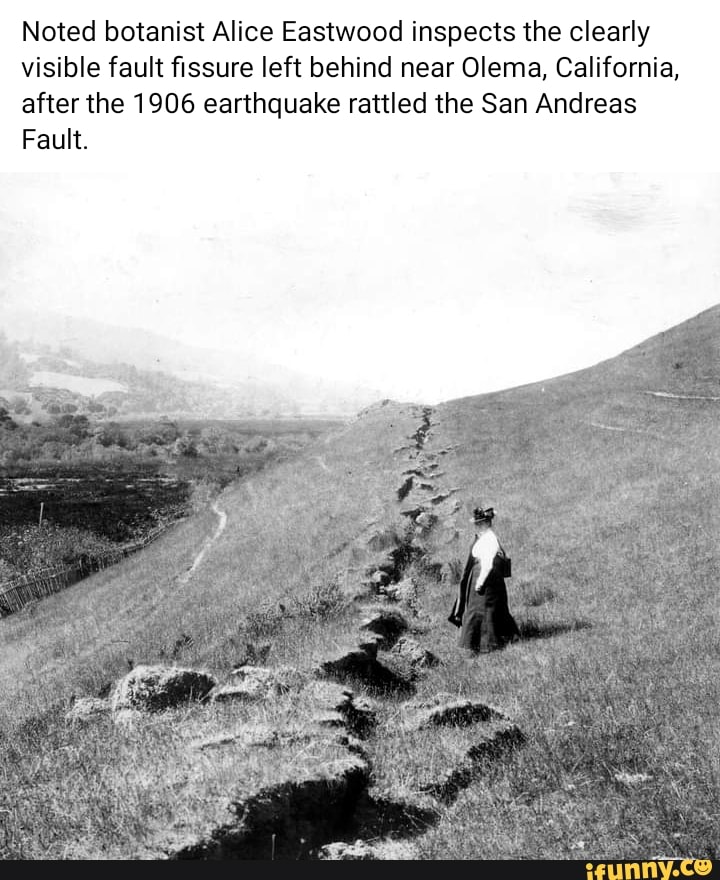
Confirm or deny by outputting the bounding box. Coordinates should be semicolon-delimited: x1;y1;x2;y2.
471;506;495;523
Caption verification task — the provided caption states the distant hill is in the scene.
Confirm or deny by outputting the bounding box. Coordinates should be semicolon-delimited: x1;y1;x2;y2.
0;305;384;418
1;304;718;858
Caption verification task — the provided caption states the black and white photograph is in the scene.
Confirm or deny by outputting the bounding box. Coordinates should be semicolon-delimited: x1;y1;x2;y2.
0;171;718;861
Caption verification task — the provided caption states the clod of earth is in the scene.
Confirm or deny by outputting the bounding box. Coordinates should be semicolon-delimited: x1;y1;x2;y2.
429;491;458;505
396;476;414;501
366;570;390;588
363;543;419;584
366;528;399;552
356;633;383;658
364;553;397;578
111;665;217;713
316;839;418;860
382;576;418;607
408;430;429;448
65;696;111;723
210;683;264;705
314;646;416;695
400;506;427;519
191;725;312;751
402;698;506;731
417;723;526;803
391;636;440;669
306;682;379;740
414;511;437;531
466;723;526;759
316;839;376;860
312;710;347;730
359;608;411;649
227;665;306;697
308;681;355;713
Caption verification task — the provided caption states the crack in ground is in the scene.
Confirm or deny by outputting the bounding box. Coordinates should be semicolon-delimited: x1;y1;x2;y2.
173;406;528;860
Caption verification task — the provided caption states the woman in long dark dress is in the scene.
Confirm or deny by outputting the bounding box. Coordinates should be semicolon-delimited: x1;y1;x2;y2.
448;506;519;653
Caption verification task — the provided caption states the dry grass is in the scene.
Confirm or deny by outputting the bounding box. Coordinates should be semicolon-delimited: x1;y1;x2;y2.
0;403;424;857
2;695;353;859
2;310;720;859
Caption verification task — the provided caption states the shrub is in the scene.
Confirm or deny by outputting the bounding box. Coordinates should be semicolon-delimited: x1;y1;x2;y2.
289;578;349;621
0;524;117;575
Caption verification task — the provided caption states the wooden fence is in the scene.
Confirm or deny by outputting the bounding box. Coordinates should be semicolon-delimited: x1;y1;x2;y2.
0;523;173;617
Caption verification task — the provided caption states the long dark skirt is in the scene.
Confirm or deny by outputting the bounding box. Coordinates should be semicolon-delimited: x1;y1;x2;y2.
459;566;520;653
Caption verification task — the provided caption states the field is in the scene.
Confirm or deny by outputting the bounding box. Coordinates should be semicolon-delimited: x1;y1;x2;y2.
29;371;128;397
0;416;340;574
0;310;718;859
0;467;188;541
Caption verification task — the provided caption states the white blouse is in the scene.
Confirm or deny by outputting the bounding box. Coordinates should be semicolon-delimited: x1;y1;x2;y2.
471;529;500;590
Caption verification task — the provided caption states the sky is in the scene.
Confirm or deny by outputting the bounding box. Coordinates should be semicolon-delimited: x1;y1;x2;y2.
1;171;718;403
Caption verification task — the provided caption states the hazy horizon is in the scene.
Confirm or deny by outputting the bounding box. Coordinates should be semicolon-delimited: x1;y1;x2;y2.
1;171;718;404
2;298;717;409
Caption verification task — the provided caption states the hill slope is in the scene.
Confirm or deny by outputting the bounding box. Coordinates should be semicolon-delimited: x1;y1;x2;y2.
0;305;384;417
0;307;718;859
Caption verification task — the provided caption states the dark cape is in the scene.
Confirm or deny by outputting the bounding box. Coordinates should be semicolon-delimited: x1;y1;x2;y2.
448;539;520;653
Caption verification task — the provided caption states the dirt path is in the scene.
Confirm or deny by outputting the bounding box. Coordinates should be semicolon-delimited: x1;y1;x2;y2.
590;421;626;432
589;421;664;439
178;498;228;584
645;390;720;401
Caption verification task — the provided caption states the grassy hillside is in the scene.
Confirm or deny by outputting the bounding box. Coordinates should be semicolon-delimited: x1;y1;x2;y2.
1;307;719;859
416;305;720;857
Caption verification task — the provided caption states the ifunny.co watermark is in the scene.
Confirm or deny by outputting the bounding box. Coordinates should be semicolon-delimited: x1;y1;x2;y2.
586;862;713;880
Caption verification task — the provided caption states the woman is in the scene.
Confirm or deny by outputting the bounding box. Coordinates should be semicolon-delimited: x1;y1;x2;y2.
448;505;520;653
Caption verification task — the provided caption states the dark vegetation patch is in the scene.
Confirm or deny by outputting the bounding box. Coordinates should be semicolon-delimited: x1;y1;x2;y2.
0;464;188;542
0;523;119;585
0;412;336;587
